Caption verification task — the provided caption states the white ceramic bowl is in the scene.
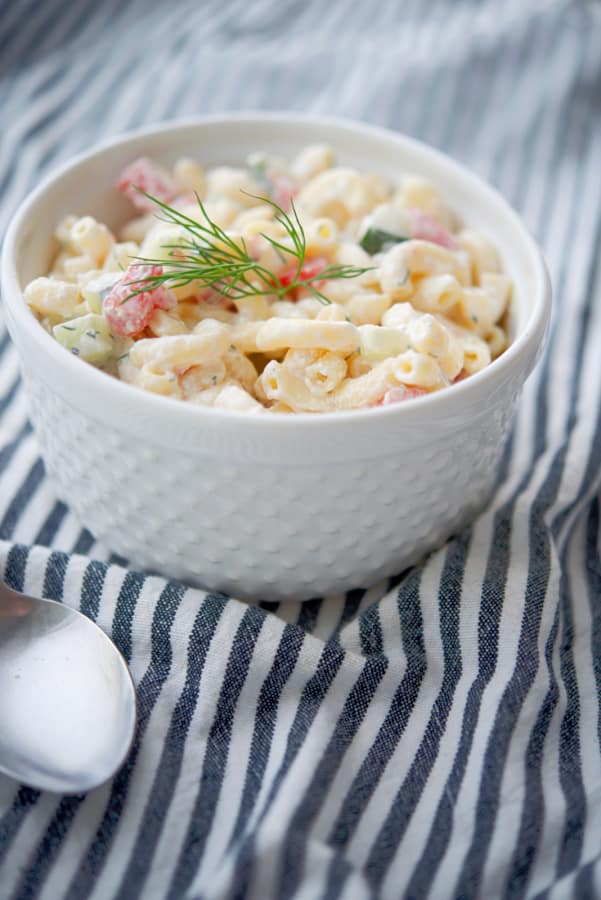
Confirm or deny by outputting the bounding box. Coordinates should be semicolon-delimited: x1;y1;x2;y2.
1;114;551;601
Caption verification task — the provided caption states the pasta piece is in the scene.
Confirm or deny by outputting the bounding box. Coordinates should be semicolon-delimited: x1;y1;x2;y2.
392;350;444;388
484;325;508;359
375;308;462;380
304;217;339;257
50;251;75;277
317;278;361;305
54;215;77;245
458;229;501;283
411;274;462;314
270;301;307;319
296;167;389;227
291;144;335;180
334;241;372;271
461;335;492;374
119;214;156;244
187;384;225;406
283;348;347;395
347;352;377;378
213;383;264;413
303;351;347;395
294;298;324;318
441;319;492;375
381;301;417;327
480;272;512;323
315;303;348;322
119;354;181;397
130;320;231;370
229;321;263;354
178;300;237;326
258;353;438;412
173;157;206;195
435;335;464;382
358;325;411;360
224;348;259;393
406;314;451;361
379;240;470;299
179;198;240;229
255;318;360;354
103;241;139;273
24;277;81;319
147;309;189;336
394;175;458;230
452;287;498;337
69;217;114;265
344;291;392;325
140;223;189;263
205;167;263;207
268;401;295;413
233;205;277;229
235;295;273;321
180;360;227;398
62;254;96;280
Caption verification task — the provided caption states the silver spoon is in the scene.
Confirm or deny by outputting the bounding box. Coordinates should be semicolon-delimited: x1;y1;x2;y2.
0;579;136;794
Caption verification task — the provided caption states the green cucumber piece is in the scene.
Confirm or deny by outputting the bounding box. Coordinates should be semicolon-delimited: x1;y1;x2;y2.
81;272;122;314
53;313;114;366
359;228;410;255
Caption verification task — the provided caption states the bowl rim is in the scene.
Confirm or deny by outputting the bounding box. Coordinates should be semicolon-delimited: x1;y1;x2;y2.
1;111;552;431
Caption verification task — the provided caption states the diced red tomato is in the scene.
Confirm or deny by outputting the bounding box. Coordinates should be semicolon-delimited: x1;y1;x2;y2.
377;386;428;406
276;256;329;289
453;369;467;383
117;158;177;213
409;209;459;250
103;264;175;337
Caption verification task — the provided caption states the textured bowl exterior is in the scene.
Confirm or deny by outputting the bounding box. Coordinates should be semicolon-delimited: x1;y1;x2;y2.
19;365;519;599
1;114;551;600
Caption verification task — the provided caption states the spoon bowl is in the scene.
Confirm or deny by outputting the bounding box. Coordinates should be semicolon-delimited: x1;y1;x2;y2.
0;580;136;794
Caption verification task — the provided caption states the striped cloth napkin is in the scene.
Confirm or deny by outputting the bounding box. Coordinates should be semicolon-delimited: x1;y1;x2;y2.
1;0;601;897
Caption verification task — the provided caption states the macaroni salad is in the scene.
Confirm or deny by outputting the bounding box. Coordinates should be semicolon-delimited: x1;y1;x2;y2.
24;147;512;413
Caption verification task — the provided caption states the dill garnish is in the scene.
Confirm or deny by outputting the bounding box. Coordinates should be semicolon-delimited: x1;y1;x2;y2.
128;189;372;306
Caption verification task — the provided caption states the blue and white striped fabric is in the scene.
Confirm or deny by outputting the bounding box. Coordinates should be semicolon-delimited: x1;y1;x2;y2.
1;1;601;897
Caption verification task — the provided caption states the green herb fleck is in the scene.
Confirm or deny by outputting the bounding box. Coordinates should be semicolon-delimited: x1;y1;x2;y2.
359;227;410;255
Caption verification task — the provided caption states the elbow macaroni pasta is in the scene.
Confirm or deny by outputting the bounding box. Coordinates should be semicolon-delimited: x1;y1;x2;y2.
24;145;513;413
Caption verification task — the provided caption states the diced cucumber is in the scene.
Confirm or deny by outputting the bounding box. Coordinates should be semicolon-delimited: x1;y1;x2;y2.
81;272;122;314
53;313;114;365
359;228;409;255
358;324;411;360
358;204;412;254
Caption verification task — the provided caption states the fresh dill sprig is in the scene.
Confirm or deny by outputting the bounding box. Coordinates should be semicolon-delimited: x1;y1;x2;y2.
126;189;372;306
